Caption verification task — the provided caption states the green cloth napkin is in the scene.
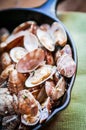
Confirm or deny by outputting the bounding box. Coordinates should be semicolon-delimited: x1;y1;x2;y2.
44;12;86;130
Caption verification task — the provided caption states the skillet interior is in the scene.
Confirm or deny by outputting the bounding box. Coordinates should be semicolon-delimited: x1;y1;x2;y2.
0;9;77;130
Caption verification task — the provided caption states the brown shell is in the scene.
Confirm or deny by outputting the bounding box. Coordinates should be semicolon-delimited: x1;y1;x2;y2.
12;21;38;34
1;52;12;69
57;53;76;77
16;48;45;73
45;77;66;101
0;31;26;52
8;69;26;94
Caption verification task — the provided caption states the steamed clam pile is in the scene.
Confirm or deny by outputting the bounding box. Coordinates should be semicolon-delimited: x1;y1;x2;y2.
0;21;76;129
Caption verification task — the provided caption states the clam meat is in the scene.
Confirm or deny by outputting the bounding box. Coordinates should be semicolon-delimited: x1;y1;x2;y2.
25;65;56;88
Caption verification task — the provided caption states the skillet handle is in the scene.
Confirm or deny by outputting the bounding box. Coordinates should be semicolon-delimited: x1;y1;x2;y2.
30;0;60;20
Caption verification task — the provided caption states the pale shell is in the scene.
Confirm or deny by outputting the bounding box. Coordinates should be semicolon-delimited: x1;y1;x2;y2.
10;47;28;63
57;53;76;77
12;21;37;34
24;32;40;52
37;28;55;51
50;22;67;46
25;65;56;88
0;31;28;52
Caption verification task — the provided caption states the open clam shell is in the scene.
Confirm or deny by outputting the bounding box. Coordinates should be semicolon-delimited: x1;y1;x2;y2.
21;104;41;126
0;31;25;52
25;65;56;88
10;47;28;63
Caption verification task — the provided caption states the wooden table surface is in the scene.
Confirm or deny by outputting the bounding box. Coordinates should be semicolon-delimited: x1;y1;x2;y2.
0;0;47;9
0;0;86;12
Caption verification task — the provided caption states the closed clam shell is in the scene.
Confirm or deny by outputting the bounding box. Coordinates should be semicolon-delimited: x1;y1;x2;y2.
37;28;55;51
50;22;67;46
55;44;72;62
57;53;76;77
25;65;56;88
24;32;40;52
1;52;12;69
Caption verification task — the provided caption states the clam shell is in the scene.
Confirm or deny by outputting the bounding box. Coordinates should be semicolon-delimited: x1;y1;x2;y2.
12;21;37;34
0;28;10;42
24;32;40;52
57;53;76;77
50;22;67;46
0;31;27;52
37;28;55;51
16;48;45;73
55;44;72;62
10;47;28;63
25;65;56;88
21;107;40;126
1;52;12;69
21;101;41;126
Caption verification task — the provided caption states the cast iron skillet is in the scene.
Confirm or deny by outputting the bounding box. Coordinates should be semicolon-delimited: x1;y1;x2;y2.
0;0;77;129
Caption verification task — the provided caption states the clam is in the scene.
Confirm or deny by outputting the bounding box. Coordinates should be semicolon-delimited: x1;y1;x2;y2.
0;28;10;42
45;77;66;101
0;64;15;88
12;21;37;34
61;44;72;57
21;109;40;126
24;32;40;52
40;97;53;123
55;44;72;62
37;86;47;103
44;49;54;65
0;64;15;80
16;48;45;73
57;53;76;77
50;22;67;46
0;88;14;115
17;89;41;126
10;47;28;63
40;24;50;31
1;52;12;69
8;69;26;94
37;28;55;51
25;65;56;88
0;31;25;52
